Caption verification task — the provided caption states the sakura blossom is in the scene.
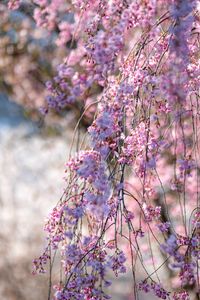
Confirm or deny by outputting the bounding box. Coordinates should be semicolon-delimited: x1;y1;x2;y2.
6;0;200;299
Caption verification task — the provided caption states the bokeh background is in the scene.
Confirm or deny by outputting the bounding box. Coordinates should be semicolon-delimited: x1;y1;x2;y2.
0;4;75;299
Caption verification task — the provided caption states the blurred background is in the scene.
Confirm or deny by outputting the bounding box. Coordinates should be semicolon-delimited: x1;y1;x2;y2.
0;3;76;299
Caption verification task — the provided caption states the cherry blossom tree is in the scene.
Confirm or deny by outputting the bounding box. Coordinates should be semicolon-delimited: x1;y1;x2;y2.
7;1;200;299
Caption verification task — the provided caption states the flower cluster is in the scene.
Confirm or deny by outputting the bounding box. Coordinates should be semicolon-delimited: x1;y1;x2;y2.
119;122;159;169
142;203;161;223
173;290;190;300
160;233;200;287
107;250;126;276
157;222;170;233
67;150;111;218
8;0;20;10
139;281;170;299
88;107;121;157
